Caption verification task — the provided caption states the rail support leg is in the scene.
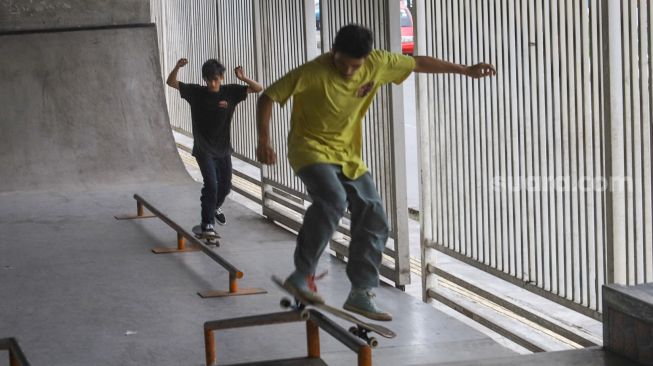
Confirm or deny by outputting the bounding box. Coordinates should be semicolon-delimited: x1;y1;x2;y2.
151;231;201;254
114;201;156;220
198;272;266;298
306;320;320;358
204;329;216;366
358;346;372;366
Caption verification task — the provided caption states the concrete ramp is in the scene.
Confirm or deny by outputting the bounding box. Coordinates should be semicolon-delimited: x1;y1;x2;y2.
0;25;189;192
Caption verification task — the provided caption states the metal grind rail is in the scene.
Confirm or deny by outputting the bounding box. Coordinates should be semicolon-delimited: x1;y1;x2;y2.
0;338;30;366
204;309;372;366
116;193;266;298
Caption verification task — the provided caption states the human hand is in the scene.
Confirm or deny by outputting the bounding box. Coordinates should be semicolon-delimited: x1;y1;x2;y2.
256;142;277;165
234;66;246;80
464;63;496;78
176;58;188;68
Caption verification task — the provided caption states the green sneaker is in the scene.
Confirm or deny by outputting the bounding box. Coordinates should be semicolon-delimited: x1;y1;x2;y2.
284;271;325;304
343;288;392;321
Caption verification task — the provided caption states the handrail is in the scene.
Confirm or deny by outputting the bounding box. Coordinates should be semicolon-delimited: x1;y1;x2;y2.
203;310;371;366
0;338;30;366
117;194;265;298
133;194;241;277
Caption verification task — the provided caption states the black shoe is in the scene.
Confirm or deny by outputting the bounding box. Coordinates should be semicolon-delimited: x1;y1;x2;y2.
215;207;226;226
201;224;217;238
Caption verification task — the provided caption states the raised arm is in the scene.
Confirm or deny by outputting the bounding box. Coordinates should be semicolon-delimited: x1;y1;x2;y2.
235;66;263;93
166;58;188;90
413;56;496;78
256;94;277;164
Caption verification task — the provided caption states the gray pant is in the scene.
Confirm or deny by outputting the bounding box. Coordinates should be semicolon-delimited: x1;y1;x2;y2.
295;164;389;289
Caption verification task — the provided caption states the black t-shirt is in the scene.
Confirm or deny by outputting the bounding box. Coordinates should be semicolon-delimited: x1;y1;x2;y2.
179;82;248;157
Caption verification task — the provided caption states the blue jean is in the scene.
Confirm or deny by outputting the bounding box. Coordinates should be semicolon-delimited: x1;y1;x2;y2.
295;164;389;289
195;154;232;225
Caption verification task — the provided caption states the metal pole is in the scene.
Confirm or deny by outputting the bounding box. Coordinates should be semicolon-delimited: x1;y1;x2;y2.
306;310;368;352
204;329;215;366
601;0;627;285
386;0;412;287
306;320;320;358
415;0;436;304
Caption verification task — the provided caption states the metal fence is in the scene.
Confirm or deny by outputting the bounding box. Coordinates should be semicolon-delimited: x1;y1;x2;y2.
150;0;219;134
417;0;652;318
149;0;413;287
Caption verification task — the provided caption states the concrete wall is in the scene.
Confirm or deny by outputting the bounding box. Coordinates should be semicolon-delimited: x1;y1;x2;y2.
0;25;189;191
0;0;149;32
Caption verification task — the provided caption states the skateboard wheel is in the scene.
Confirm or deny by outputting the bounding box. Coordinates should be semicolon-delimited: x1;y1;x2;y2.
280;298;292;308
368;337;378;348
348;326;358;336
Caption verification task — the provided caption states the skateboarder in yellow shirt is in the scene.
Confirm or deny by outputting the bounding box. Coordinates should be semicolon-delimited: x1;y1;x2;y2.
256;24;495;321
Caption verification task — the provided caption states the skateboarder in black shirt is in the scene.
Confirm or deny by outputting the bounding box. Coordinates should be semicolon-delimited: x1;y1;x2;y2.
167;58;262;238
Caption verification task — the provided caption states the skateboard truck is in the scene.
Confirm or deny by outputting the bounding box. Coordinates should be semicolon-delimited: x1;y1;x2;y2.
349;326;379;348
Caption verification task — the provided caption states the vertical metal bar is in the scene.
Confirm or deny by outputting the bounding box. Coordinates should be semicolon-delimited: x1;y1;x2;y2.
514;0;526;281
630;0;645;285
551;0;563;295
468;0;479;263
357;346;372;366
589;0;603;310
534;0;547;290
488;0;499;269
579;0;592;307
306;320;320;358
10;352;19;366
386;0;411;286
229;273;238;293
602;0;627;285
621;0;635;285
204;329;215;366
251;0;272;219
177;232;185;251
506;0;520;280
641;0;653;283
523;0;537;286
416;0;434;303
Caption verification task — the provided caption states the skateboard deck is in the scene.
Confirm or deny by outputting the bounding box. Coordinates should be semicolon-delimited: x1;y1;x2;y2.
271;275;396;345
191;225;220;246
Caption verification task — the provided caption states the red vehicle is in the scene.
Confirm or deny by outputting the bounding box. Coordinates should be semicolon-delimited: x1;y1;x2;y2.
400;2;414;55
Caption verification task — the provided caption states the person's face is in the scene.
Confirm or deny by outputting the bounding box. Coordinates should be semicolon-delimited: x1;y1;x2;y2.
204;75;223;92
333;52;366;79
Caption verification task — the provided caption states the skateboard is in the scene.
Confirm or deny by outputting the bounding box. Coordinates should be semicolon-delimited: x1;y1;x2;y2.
191;225;220;246
271;275;396;347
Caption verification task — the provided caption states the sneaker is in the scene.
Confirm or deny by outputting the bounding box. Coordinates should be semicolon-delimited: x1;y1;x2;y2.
215;207;226;226
201;223;217;238
284;271;324;304
343;288;392;321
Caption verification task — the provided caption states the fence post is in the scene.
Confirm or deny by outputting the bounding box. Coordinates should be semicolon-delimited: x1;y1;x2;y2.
385;0;412;287
601;0;627;285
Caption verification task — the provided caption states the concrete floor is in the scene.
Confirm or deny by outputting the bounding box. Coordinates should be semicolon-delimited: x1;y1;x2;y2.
0;182;517;365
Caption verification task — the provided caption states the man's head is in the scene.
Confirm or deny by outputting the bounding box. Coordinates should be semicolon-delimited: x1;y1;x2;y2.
202;59;226;92
332;24;374;79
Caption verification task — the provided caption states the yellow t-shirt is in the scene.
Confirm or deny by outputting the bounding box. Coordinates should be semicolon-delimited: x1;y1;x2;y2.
264;50;416;179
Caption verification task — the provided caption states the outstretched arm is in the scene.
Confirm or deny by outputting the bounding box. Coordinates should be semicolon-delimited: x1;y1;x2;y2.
235;66;263;93
166;58;188;90
256;94;277;164
413;56;496;78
